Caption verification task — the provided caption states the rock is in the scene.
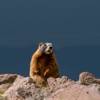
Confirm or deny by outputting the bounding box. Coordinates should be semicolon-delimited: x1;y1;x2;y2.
47;76;72;92
0;95;6;100
3;76;73;100
4;77;44;100
79;72;100;85
2;74;100;100
0;74;19;94
45;84;100;100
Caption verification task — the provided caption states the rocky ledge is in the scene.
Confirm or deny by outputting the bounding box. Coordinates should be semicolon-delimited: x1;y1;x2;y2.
0;73;100;100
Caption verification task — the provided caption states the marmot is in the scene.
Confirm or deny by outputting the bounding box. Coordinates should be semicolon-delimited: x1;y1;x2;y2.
79;72;100;85
29;42;59;86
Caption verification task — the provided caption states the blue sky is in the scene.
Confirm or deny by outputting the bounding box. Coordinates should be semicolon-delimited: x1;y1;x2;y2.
0;0;100;47
0;0;100;79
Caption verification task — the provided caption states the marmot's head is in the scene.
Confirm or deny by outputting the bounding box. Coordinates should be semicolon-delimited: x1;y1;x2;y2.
38;42;53;55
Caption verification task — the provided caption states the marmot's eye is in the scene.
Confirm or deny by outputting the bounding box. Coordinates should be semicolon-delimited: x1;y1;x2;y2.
44;43;47;47
39;42;44;47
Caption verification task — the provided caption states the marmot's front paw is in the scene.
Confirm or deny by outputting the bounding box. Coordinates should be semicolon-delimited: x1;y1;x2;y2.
39;43;47;52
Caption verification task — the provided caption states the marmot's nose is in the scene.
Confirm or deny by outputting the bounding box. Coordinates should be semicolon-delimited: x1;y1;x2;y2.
49;47;53;50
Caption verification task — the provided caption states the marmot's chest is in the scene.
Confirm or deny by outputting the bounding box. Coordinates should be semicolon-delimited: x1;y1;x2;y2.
38;55;51;66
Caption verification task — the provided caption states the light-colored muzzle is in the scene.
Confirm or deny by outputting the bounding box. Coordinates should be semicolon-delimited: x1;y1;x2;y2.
44;43;53;54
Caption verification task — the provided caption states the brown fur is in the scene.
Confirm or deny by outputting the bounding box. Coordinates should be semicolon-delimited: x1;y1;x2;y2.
29;44;59;86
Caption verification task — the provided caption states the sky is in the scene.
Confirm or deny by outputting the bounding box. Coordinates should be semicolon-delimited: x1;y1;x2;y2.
0;0;100;79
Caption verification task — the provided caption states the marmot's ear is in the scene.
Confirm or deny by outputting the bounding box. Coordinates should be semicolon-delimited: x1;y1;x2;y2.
38;42;44;47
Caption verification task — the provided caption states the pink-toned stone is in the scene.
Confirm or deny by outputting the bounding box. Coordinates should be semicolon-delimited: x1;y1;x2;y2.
45;84;100;100
2;74;100;100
